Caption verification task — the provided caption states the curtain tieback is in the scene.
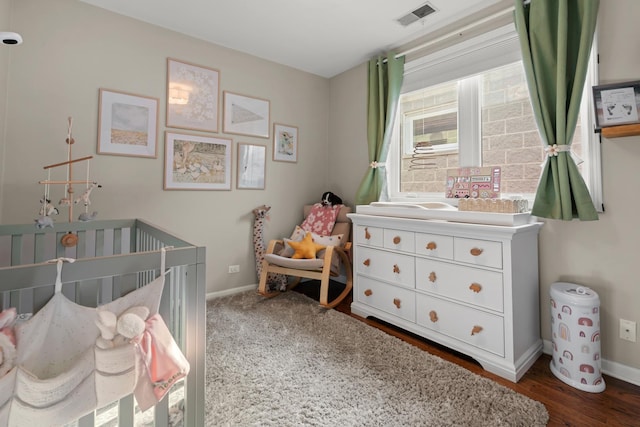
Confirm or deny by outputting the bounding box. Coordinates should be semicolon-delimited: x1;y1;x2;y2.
544;144;583;166
369;161;385;169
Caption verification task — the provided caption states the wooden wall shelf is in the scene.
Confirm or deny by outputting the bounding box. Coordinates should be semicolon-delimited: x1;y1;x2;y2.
600;124;640;138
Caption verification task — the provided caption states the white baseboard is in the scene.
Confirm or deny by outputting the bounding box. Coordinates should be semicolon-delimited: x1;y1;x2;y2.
543;339;640;387
206;284;257;301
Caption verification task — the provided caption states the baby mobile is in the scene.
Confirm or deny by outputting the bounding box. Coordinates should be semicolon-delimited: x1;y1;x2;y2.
35;117;102;247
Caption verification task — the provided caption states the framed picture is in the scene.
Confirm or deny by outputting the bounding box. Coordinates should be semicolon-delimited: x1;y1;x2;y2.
164;132;232;190
237;143;266;190
272;123;298;162
97;89;159;158
592;80;640;130
166;58;220;133
223;91;270;138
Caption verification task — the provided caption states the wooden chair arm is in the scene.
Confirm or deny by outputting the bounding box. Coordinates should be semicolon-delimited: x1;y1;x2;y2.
265;239;284;255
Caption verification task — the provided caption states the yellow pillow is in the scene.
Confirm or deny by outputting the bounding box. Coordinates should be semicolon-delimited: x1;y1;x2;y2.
288;232;326;259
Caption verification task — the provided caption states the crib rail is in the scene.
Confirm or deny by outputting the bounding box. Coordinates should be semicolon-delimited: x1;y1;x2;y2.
0;219;206;427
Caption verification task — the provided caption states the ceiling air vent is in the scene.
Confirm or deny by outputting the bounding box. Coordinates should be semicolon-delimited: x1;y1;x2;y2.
397;3;436;26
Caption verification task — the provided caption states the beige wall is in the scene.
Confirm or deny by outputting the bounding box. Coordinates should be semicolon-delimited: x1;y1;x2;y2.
0;0;11;214
327;62;368;204
328;0;640;373
0;0;330;293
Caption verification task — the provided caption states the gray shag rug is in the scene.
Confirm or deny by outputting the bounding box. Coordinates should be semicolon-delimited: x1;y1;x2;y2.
205;291;549;426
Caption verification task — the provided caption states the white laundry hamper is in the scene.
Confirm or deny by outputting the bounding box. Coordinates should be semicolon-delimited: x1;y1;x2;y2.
550;282;605;392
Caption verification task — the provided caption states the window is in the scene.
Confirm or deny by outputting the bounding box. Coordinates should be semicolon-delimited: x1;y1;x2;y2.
387;24;602;210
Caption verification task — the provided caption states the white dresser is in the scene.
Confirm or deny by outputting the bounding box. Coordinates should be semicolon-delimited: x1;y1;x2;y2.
347;213;543;382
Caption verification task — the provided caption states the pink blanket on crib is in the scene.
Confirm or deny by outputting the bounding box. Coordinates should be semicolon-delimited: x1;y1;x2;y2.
134;314;190;411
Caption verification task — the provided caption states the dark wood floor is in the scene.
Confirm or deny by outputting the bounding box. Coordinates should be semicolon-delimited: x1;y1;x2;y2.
333;294;640;427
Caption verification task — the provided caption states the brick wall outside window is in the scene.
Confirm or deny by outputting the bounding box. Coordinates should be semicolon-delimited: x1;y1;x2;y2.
400;62;582;196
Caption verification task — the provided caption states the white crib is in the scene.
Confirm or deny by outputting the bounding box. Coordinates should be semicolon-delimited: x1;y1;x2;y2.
0;219;206;426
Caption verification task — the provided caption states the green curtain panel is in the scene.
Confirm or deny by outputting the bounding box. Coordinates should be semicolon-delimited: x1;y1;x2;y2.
355;53;404;206
514;0;599;220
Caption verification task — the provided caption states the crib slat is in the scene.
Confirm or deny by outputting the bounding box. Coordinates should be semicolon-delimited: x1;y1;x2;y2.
119;395;135;425
76;230;87;259
77;279;99;307
99;277;114;305
77;411;94;427
34;233;46;264
184;259;206;427
10;288;34;315
95;229;104;257
114;227;122;255
32;284;54;313
114;273;137;299
154;398;169;426
10;234;22;266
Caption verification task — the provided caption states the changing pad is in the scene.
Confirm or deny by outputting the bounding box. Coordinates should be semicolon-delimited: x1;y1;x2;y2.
356;202;532;226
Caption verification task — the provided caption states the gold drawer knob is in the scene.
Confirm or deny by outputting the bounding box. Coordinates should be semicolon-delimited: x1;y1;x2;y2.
393;298;401;309
429;310;438;323
364;227;371;240
393;236;401;244
364;289;373;297
428;272;437;283
471;325;483;336
469;283;482;293
470;247;484;256
393;264;400;274
363;258;370;266
426;241;437;250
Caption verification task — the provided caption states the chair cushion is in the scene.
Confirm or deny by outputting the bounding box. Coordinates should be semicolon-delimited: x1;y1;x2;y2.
264;254;324;270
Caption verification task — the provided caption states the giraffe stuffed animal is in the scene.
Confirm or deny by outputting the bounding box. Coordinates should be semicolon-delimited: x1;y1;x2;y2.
252;205;288;292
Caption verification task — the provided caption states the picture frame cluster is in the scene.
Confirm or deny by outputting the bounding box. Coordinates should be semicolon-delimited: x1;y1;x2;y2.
96;57;299;191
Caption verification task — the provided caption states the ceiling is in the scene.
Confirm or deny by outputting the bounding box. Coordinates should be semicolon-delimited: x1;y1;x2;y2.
78;0;504;78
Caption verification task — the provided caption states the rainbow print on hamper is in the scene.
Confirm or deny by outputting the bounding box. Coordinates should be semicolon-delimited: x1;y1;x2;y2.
550;282;605;393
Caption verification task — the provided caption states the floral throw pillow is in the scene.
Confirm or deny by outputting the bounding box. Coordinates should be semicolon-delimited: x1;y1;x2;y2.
300;203;341;236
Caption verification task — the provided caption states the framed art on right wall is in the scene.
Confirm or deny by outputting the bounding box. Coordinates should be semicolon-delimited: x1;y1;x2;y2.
592;80;640;130
272;123;298;163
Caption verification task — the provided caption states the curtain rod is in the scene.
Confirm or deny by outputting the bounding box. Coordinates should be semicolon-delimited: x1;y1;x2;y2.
395;6;516;59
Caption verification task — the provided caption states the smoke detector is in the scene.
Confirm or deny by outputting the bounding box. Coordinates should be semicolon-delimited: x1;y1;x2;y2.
397;3;436;26
1;32;23;45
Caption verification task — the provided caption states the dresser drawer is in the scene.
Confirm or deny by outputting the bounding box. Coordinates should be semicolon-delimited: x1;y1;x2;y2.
383;229;415;253
357;276;415;322
415;233;454;260
355;225;384;247
415;258;504;312
356;247;415;289
416;293;505;357
454;237;502;269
